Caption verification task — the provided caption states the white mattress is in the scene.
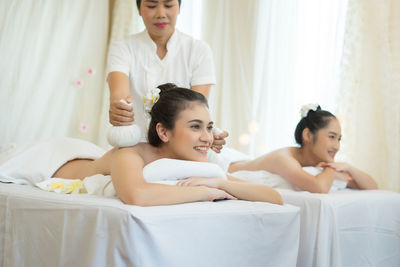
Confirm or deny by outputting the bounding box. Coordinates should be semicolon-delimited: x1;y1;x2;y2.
280;189;400;267
0;183;300;267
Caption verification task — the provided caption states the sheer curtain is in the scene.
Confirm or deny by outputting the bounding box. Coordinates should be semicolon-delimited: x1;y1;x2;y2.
337;0;400;191
201;0;261;151
0;1;109;156
201;0;348;156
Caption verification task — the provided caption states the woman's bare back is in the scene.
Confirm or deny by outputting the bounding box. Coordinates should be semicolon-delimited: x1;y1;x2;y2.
52;143;162;180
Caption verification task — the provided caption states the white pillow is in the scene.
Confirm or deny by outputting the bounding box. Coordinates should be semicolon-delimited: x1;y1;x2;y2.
143;158;227;182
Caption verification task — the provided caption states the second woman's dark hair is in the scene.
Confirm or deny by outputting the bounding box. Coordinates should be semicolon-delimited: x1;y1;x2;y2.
148;83;208;146
136;0;182;10
294;106;336;146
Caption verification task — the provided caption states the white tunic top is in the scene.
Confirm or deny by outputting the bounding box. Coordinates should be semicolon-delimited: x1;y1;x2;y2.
107;30;216;139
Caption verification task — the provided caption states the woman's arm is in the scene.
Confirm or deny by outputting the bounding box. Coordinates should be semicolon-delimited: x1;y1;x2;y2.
277;155;340;193
191;84;211;99
223;175;283;204
176;176;283;205
249;153;338;193
108;71;134;126
324;162;378;190
111;148;235;206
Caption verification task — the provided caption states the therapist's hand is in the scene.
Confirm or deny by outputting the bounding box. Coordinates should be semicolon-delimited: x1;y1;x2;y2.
109;96;134;126
212;130;229;153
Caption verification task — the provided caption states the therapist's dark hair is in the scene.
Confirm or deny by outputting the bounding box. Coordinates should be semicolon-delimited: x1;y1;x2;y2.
136;0;182;10
148;83;208;147
294;106;336;146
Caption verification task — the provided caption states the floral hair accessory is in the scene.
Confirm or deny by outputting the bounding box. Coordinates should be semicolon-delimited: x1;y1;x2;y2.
300;103;319;118
143;87;161;112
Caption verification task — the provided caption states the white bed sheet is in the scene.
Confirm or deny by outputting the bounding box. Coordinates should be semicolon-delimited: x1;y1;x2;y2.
0;183;300;267
279;189;400;267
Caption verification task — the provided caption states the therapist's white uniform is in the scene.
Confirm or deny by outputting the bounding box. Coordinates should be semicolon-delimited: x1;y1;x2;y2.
107;29;216;139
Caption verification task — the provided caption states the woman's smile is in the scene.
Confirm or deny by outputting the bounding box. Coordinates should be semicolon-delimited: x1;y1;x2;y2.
194;145;209;154
155;22;168;28
328;150;336;159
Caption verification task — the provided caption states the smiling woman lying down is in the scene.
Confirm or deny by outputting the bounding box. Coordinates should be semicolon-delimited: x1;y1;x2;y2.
1;84;281;206
228;104;378;193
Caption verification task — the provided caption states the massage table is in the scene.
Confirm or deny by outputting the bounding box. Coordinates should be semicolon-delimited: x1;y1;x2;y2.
280;189;400;267
0;182;300;267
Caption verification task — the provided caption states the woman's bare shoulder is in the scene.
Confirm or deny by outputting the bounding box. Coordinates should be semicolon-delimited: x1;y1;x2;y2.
93;144;145;174
262;147;301;169
112;143;151;158
267;147;297;159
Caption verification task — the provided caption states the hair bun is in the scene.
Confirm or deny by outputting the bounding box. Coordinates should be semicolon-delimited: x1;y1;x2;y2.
157;83;178;95
300;103;321;118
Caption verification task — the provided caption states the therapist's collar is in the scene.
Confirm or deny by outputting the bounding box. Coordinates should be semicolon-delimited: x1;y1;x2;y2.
144;29;178;53
166;29;178;51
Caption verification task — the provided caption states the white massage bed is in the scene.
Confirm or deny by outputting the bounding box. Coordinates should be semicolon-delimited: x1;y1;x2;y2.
2;138;399;267
230;170;400;267
280;189;400;267
0;182;300;267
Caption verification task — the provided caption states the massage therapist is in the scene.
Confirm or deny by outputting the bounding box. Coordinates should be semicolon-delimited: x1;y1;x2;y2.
107;0;228;152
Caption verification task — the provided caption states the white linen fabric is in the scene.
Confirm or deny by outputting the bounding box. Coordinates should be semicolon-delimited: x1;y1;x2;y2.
107;30;216;139
280;189;400;267
207;146;252;173
0;138;105;185
142;158;227;182
0;182;300;267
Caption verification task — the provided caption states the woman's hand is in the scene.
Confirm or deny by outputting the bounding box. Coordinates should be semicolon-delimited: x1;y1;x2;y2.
176;177;224;189
211;130;229;153
325;162;377;190
177;177;237;201
333;171;353;183
319;162;353;182
321;162;351;172
109;96;134;126
204;187;237;201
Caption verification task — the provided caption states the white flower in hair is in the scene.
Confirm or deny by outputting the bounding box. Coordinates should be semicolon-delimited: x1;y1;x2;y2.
143;87;161;112
300;103;319;118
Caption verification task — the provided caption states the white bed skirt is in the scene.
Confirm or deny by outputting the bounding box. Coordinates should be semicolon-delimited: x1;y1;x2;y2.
280;189;400;267
0;183;300;267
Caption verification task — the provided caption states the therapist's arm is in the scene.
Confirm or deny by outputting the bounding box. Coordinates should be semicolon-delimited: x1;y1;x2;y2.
108;71;134;126
192;84;211;99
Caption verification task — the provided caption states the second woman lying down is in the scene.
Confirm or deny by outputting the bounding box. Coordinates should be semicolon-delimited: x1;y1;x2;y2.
229;105;377;193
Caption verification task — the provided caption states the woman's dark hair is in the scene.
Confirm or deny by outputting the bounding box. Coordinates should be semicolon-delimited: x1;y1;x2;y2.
136;0;182;10
294;105;336;146
148;83;208;147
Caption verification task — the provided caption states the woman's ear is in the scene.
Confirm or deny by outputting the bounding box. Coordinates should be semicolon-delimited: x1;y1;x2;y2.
156;123;170;143
302;128;313;145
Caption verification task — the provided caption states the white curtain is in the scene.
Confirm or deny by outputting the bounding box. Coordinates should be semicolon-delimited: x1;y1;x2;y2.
0;1;109;154
202;0;261;151
337;0;400;191
201;0;347;156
